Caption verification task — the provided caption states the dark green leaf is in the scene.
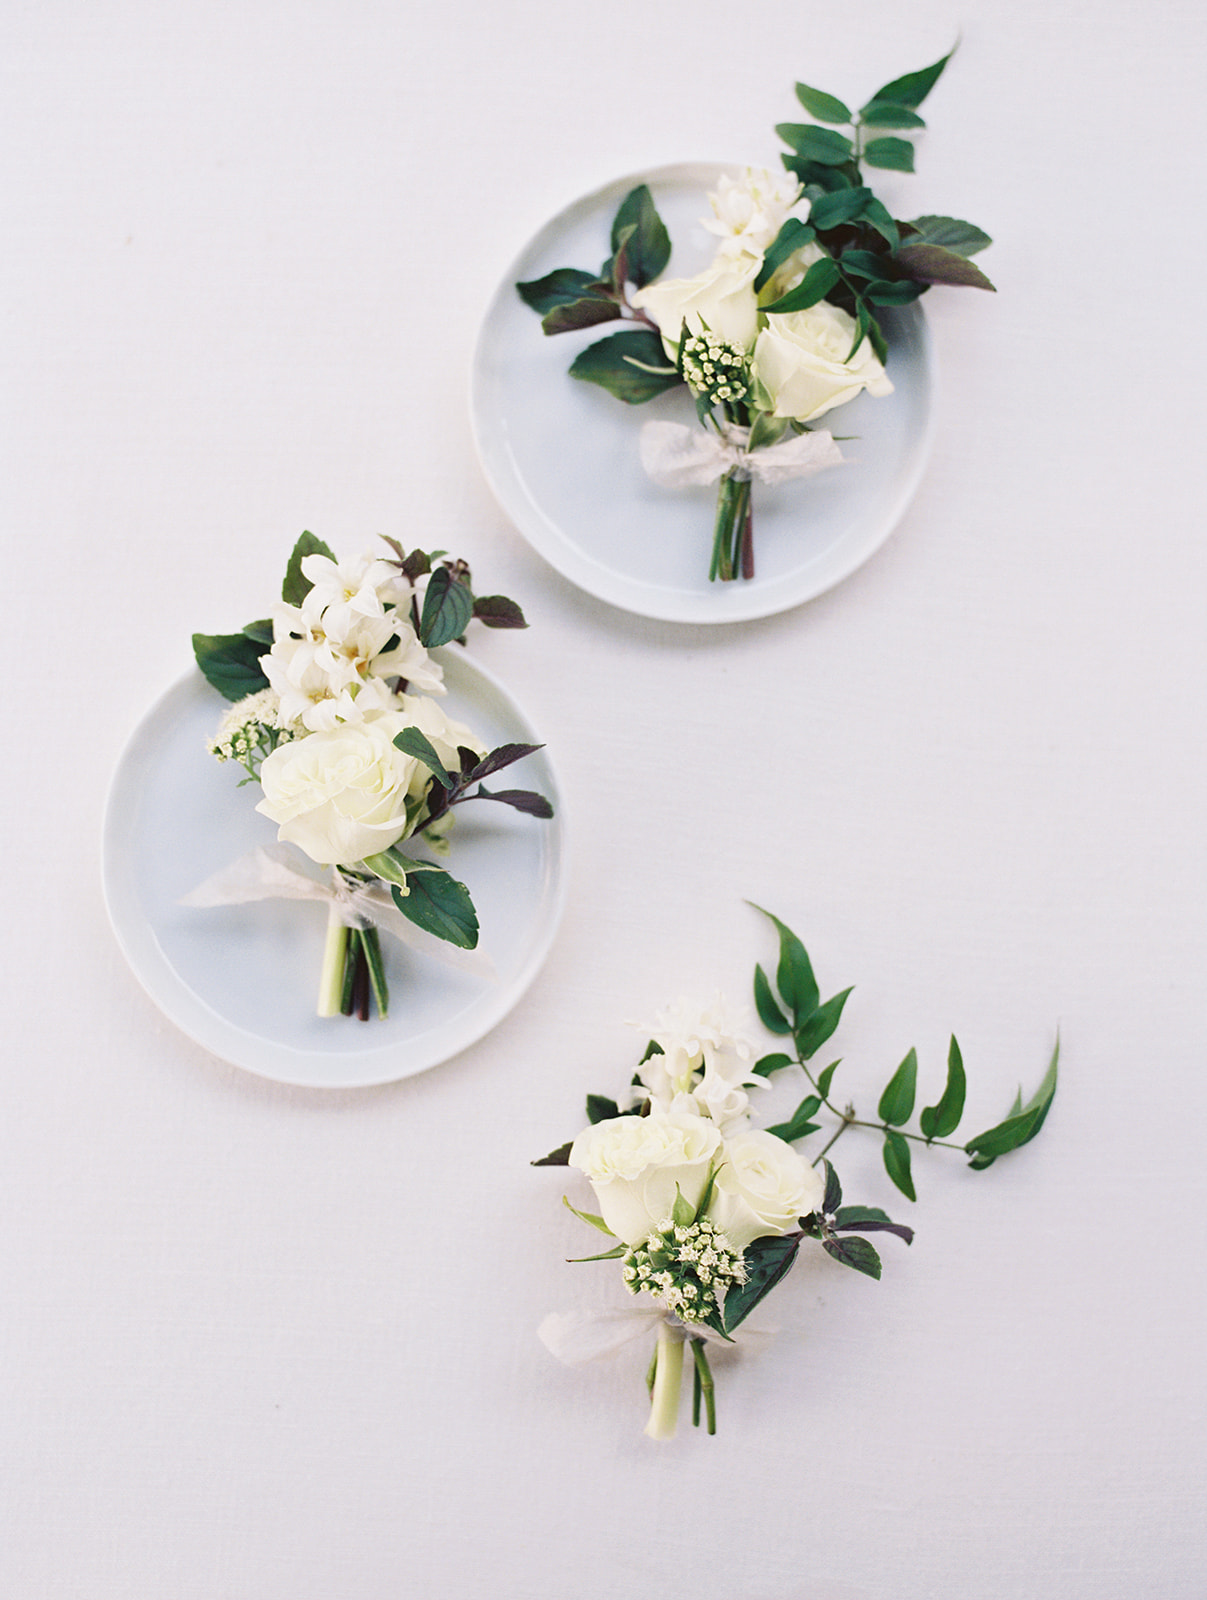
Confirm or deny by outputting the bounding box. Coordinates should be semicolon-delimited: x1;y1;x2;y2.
822;1158;842;1214
795;83;854;124
568;330;682;404
586;1094;620;1124
809;186;874;231
281;530;337;606
241;618;274;646
472;594;527;629
759;256;842;315
868;49;953;110
753;963;792;1036
753;217;817;292
722;1234;801;1333
750;904;820;1021
905;214;992;257
835;1205;914;1246
862;196;901;249
608;184;671;288
794;988;853;1061
838;248;892;280
775;124;855;166
638;1040;663;1065
920;1035;967;1141
882;1129;917;1201
531;1140;571;1167
390;869;479;949
753;1051;793;1078
782;155;857;192
866;279;925;305
192;632;270;702
418;565;475;647
864;137;916;173
878;1048;918;1126
859;100;927;129
964;1040;1059;1168
817;1059;841;1099
393;726;454;789
541;297;624;335
516;267;606;315
894;242;995;290
473;785;554;818
767;1095;823;1144
823;1235;882;1279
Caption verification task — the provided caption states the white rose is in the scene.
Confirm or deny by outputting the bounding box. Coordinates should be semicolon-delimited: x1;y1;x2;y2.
752;299;894;422
707;1129;824;1252
393;694;484;798
568;1109;723;1247
702;167;805;259
255;706;451;866
630;252;761;359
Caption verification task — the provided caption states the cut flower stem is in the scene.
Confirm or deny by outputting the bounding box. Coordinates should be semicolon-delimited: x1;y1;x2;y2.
317;908;349;1018
644;1324;686;1441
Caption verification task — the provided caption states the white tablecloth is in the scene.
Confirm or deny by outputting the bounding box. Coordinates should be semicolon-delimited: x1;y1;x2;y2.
4;2;1205;1594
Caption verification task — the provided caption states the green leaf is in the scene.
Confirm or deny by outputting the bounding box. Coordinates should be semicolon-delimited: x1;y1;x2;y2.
862;196;901;249
750;904;819;1021
608;184;671;288
864;137;916;173
867;50;953;110
894;242;995;290
878;1048;918;1126
794;83;854;124
360;847;413;887
192;631;270;702
753;964;792;1036
389;869;478;950
392;726;454;789
920;1035;967;1140
241;617;274;646
722;1234;801;1333
775;124;855;166
882;1129;917;1201
964;1039;1059;1169
472;785;554;819
753;217;817;292
541;296;624;335
838;249;892;281
281;530;337;606
472;594;528;629
834;1205;914;1246
817;1059;841;1099
767;1095;823;1144
752;1051;793;1078
671;1185;696;1228
782;155;856;193
809;186;874;231
516;267;606;315
562;1194;614;1236
905;214;992;258
859;100;926;129
418;565;474;647
794;988;853;1062
759;256;842;315
585;1094;620;1125
531;1141;571;1167
568;1244;628;1262
822;1235;882;1279
822;1158;842;1214
866;279;925;305
568;330;682;404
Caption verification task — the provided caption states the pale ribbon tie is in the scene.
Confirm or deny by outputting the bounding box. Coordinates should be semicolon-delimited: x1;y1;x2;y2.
639;418;846;489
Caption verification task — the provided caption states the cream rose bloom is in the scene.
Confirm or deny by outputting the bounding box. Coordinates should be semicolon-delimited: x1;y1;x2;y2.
702;167;804;259
630;252;761;359
255;713;424;865
707;1129;824;1251
569;1109;723;1247
753;298;894;422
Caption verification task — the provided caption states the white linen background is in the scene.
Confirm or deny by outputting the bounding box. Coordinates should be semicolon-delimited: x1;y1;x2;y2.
4;1;1205;1595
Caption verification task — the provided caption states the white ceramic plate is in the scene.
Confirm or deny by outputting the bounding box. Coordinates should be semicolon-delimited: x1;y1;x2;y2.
102;652;565;1088
472;162;935;624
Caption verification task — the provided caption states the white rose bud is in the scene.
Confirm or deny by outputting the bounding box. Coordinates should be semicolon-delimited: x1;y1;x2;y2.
630;253;762;360
752;298;894;422
568;1109;723;1247
707;1128;825;1252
